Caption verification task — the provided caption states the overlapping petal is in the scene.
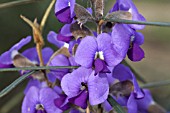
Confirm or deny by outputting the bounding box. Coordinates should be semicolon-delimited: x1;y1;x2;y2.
0;36;31;65
88;73;109;105
61;67;92;97
75;36;97;68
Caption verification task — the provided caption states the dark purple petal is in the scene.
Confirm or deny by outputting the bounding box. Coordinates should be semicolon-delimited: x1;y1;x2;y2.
88;72;109;105
127;43;145;62
127;93;137;113
22;86;39;113
69;90;88;109
75;36;97;68
55;0;75;23
61;67;92;97
57;33;73;43
134;32;144;45
111;24;131;59
0;63;12;68
47;31;64;48
54;94;71;111
56;6;73;23
0;36;31;65
69;109;81;113
94;58;104;74
113;64;144;98
136;89;153;111
40;88;62;113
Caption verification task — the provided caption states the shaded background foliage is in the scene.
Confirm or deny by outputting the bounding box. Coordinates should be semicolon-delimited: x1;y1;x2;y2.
0;0;170;112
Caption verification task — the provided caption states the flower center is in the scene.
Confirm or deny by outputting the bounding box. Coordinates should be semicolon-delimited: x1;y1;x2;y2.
95;51;104;60
68;2;71;6
36;104;44;111
80;82;88;91
130;35;135;42
64;43;69;48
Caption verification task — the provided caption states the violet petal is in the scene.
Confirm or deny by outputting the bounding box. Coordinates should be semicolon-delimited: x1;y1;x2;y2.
75;36;97;68
88;72;109;105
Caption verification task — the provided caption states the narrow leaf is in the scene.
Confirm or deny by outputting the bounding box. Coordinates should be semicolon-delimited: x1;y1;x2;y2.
0;71;36;98
107;95;126;113
103;18;170;27
0;66;79;72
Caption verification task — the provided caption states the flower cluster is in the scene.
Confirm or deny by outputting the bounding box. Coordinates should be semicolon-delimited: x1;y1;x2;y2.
0;0;164;113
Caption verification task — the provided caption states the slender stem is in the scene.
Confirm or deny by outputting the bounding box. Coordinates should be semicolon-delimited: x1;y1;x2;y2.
122;60;146;83
107;95;126;113
141;80;170;88
40;0;56;32
86;105;90;113
103;18;170;27
36;44;44;66
97;104;103;113
0;71;36;98
0;66;79;72
0;0;42;9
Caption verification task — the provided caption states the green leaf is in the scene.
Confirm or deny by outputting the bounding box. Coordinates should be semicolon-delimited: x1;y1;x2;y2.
103;18;170;27
107;95;126;113
0;71;36;98
0;66;79;72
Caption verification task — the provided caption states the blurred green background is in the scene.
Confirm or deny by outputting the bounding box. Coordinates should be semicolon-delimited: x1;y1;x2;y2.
0;0;170;112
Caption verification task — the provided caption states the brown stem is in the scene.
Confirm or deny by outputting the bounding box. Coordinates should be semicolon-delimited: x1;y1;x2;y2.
97;104;103;113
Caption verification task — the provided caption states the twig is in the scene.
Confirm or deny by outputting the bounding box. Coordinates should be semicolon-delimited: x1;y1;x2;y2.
40;0;56;32
0;0;42;9
103;18;170;27
0;66;79;72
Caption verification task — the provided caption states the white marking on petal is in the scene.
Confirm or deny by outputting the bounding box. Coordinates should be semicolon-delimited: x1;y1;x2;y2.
11;50;19;59
129;8;132;13
130;35;135;42
63;43;69;48
99;51;104;60
27;107;30;112
68;2;71;6
35;104;44;110
95;51;104;60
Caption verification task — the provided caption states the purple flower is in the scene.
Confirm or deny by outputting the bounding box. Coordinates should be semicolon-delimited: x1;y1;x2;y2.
110;0;146;30
112;24;145;62
127;31;145;61
0;36;31;67
55;0;75;23
61;67;109;108
57;24;73;43
112;64;144;98
47;31;64;48
22;86;62;113
111;24;132;59
75;33;126;74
